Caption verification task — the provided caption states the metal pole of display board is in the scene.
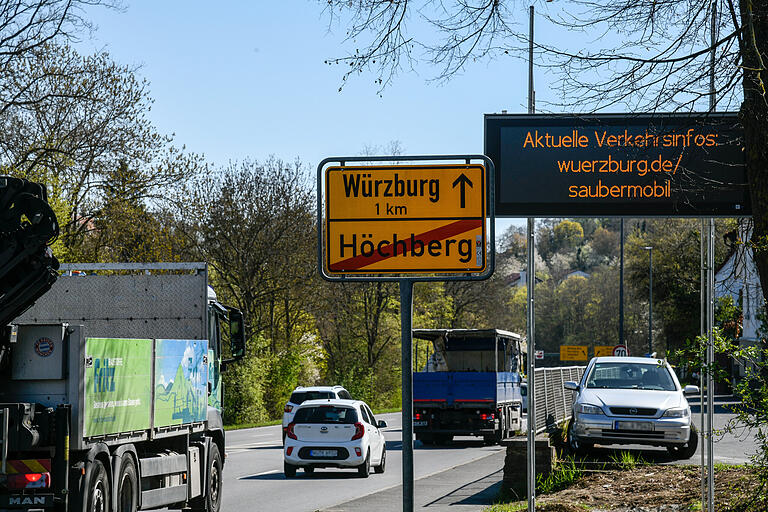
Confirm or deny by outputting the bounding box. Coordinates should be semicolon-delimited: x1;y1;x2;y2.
526;217;536;512
703;4;717;510
526;5;537;512
706;218;715;512
700;218;707;509
401;279;414;512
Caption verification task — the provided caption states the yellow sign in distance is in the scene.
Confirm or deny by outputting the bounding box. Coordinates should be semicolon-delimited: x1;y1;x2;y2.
560;345;588;361
594;345;614;357
324;164;487;275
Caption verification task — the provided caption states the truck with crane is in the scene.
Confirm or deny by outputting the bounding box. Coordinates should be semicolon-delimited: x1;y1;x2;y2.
0;176;245;512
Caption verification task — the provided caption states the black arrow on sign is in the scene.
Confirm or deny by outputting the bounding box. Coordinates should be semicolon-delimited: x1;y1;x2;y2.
452;173;473;208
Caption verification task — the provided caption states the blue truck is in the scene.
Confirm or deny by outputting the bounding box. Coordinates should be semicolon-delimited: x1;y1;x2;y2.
412;329;525;445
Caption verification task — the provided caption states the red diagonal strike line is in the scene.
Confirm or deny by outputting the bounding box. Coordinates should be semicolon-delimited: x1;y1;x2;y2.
330;219;482;271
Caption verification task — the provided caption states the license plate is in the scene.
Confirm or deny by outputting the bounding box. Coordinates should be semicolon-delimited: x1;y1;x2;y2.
310;449;337;457
615;421;653;431
413;421;427;427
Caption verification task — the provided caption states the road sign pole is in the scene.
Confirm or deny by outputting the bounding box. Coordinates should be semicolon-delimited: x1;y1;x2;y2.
707;218;715;511
526;216;536;512
400;279;415;512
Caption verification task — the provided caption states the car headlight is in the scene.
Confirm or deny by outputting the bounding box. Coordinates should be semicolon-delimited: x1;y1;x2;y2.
576;403;604;415
663;407;690;418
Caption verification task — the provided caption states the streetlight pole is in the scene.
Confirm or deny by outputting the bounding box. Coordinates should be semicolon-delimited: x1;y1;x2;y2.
643;246;653;356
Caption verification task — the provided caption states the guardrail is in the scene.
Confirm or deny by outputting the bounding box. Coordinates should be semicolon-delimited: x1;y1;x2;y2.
533;366;586;434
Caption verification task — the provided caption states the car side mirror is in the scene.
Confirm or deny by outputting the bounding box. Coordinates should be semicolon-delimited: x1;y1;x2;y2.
683;385;700;396
564;381;579;391
377;420;387;428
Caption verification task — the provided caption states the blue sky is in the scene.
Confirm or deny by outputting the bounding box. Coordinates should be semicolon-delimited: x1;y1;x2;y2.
78;2;569;233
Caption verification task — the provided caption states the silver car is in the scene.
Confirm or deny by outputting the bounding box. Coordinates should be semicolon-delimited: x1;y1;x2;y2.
564;356;699;459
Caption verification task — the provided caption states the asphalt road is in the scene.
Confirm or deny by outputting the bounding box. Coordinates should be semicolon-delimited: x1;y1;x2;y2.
219;412;505;512
195;399;757;512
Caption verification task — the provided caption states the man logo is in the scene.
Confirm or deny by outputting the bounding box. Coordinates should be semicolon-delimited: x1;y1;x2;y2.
9;496;47;505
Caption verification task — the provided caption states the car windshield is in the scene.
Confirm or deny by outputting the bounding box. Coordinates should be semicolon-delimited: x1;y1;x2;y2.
293;405;358;424
290;391;334;404
585;362;676;391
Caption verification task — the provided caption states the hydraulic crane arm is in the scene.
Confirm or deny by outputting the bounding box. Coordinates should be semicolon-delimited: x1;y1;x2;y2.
0;176;59;330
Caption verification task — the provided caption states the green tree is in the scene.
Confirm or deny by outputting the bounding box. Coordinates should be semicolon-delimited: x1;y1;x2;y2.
1;44;198;259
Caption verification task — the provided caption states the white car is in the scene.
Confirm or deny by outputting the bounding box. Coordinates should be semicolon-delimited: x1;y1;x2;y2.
565;356;699;459
283;399;387;477
282;386;352;442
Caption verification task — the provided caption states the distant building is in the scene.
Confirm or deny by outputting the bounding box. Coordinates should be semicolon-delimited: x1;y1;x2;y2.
715;226;765;382
506;270;542;287
565;270;590;280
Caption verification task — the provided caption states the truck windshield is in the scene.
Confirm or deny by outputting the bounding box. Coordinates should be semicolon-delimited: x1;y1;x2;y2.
586;362;676;391
293;406;358;424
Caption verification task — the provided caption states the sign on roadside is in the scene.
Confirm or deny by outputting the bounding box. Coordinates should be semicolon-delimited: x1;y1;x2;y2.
613;344;629;357
324;164;487;275
485;113;749;217
594;345;614;357
560;345;588;361
534;350;544;360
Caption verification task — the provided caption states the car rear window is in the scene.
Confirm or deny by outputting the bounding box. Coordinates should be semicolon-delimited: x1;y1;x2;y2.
293;406;359;424
586;362;676;391
290;391;334;404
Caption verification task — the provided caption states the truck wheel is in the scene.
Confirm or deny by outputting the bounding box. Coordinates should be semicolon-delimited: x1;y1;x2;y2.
116;455;138;512
206;443;223;512
86;460;110;512
416;433;434;445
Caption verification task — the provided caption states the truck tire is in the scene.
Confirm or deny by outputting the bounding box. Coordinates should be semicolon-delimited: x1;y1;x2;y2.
85;459;110;512
189;442;223;512
116;455;138;512
416;433;434;445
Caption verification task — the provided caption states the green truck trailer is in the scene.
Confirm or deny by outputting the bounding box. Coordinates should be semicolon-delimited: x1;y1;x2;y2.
0;262;245;512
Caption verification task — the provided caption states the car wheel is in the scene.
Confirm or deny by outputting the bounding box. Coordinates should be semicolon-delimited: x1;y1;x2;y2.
284;462;297;478
357;451;370;478
374;446;386;474
567;419;593;455
667;424;699;459
303;466;315;474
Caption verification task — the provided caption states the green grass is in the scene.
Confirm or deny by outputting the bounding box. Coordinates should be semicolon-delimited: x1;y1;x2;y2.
483;503;529;512
537;457;583;494
609;450;645;470
224;408;401;431
224;419;282;431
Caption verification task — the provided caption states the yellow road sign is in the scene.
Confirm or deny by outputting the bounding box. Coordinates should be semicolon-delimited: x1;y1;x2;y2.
594;345;614;357
324;164;487;274
560;345;588;361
